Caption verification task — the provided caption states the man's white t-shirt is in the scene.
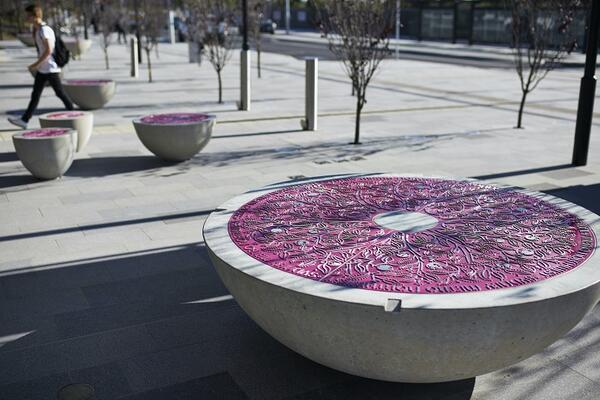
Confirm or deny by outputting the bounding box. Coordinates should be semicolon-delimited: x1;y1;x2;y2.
35;24;60;74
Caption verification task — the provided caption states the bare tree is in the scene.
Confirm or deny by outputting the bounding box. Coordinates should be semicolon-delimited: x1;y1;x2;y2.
319;0;393;144
249;0;264;78
187;0;237;103
138;0;164;82
98;2;118;70
510;0;584;128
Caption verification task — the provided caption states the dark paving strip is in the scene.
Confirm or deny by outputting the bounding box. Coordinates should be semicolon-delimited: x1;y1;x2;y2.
0;209;213;243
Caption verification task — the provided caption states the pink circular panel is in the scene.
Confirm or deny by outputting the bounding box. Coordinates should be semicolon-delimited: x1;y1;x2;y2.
22;128;70;138
65;79;112;85
228;177;596;294
140;113;210;125
46;111;85;119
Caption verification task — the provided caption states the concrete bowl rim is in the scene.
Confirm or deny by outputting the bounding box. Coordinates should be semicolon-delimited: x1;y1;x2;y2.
132;113;217;127
203;172;600;311
13;128;76;140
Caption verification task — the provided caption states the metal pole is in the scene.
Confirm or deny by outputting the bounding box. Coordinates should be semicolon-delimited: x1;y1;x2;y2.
242;0;249;51
285;0;290;34
134;0;142;63
395;0;400;59
572;0;600;166
130;37;139;78
240;0;251;111
302;57;318;131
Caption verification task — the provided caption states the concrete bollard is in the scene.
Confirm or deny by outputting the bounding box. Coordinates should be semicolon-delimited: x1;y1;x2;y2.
301;57;318;131
238;50;251;111
130;37;139;78
169;11;176;44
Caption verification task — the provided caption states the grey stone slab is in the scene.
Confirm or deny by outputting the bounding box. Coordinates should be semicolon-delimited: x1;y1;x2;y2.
54;297;234;341
0;361;132;400
117;342;229;394
0;315;61;354
81;264;226;308
541;168;594;180
0;286;89;322
118;372;248;400
59;189;134;205
0;371;70;400
68;362;133;400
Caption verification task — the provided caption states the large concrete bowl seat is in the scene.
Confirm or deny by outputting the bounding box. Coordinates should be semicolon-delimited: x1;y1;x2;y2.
63;79;116;110
203;174;600;383
132;113;216;162
63;38;92;59
39;111;94;152
12;128;76;180
17;33;36;47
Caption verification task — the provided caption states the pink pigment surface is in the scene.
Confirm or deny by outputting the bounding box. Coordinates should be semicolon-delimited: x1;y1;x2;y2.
65;79;112;85
47;111;85;119
140;113;210;125
22;128;70;138
228;176;597;294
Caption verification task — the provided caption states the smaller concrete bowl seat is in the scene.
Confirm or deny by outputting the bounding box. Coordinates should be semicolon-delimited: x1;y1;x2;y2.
63;80;116;110
39;111;94;152
17;33;36;47
63;38;92;59
132;113;216;162
204;174;600;383
12;128;76;180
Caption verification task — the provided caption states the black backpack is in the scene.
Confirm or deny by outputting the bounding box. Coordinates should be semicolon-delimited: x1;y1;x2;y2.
53;31;70;67
37;24;70;67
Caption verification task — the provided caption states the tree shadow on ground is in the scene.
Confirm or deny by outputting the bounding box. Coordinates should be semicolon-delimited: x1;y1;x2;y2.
0;243;476;400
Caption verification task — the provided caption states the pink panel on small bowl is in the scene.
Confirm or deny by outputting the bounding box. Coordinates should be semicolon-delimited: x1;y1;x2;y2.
46;111;86;119
139;113;210;125
65;79;113;85
228;176;597;294
22;128;70;138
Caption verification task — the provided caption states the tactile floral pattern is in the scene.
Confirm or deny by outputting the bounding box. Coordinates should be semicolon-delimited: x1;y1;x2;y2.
65;79;112;85
228;177;596;294
22;128;70;138
47;111;85;119
140;113;210;125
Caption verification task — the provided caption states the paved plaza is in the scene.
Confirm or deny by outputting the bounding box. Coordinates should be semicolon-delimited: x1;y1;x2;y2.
1;34;600;399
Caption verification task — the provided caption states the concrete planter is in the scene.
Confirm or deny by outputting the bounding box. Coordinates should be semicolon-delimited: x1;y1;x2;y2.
39;111;94;152
12;128;76;180
17;33;36;47
63;80;116;110
132;113;216;162
63;38;92;59
204;174;600;383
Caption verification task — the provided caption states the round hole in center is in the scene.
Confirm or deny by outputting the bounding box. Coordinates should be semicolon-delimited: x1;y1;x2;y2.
373;211;438;233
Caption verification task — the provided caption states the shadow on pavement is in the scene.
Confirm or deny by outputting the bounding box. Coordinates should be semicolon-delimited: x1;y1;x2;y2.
66;156;176;177
0;243;477;400
0;152;19;162
0;173;38;189
544;183;600;214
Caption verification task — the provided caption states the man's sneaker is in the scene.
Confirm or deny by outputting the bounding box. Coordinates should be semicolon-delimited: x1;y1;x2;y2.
8;117;28;129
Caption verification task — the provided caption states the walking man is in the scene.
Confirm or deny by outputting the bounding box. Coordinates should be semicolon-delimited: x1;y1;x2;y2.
8;4;74;129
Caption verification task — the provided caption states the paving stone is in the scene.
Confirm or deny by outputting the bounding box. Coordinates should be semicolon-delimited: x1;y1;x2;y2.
118;372;248;400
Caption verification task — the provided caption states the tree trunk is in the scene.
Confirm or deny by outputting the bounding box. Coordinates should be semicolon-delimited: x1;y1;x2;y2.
104;47;109;69
257;49;261;78
217;70;223;103
146;48;152;82
354;94;363;145
517;89;528;128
